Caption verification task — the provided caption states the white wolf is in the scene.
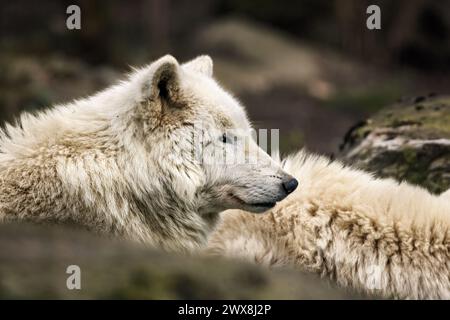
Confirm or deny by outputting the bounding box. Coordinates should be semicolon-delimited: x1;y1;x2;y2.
0;55;297;252
0;55;449;299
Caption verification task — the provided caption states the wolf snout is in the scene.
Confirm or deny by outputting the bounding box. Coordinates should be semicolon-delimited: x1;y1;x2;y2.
282;176;298;195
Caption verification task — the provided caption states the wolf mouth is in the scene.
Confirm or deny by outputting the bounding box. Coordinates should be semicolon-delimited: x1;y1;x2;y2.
250;202;276;208
229;193;276;208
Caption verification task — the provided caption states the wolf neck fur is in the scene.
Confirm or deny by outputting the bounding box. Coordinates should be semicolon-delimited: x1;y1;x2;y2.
0;116;217;252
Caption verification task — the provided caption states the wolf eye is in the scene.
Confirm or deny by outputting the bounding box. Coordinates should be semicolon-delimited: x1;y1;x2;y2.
221;133;231;144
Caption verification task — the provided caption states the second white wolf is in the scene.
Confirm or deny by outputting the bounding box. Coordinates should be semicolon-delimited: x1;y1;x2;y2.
210;151;450;299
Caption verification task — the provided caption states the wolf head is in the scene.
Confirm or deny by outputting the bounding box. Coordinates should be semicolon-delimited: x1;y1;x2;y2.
111;55;298;217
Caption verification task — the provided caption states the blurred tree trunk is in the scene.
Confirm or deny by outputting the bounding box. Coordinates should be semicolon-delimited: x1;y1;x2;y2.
334;0;385;63
387;0;426;53
76;0;113;64
144;0;170;56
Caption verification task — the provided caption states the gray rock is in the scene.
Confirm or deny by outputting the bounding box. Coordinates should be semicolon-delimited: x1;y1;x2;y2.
339;95;450;194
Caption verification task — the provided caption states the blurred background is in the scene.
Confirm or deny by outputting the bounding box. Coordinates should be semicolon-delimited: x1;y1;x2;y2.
1;0;449;155
1;0;450;300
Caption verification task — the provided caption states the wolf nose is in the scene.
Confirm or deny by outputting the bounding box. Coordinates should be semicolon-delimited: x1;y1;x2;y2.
282;177;298;194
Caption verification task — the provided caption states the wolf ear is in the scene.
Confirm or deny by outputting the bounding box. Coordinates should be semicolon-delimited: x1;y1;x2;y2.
147;55;181;105
182;55;213;77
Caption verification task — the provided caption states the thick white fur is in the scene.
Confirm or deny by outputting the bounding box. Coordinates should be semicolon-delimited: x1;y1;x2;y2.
208;151;450;299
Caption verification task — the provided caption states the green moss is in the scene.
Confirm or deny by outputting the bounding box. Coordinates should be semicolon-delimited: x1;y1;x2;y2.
402;148;417;165
342;97;450;194
369;97;450;138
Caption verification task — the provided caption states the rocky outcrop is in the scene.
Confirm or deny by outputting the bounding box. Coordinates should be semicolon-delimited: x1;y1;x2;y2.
339;95;450;194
